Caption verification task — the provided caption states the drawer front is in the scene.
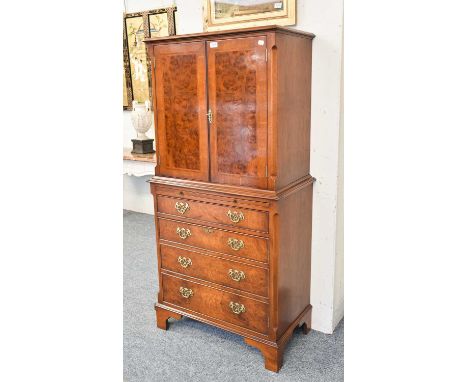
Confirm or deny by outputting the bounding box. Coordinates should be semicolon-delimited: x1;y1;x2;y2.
162;273;268;334
158;219;268;263
157;195;268;232
160;244;268;297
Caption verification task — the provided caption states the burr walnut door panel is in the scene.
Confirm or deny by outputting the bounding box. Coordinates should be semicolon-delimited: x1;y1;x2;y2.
207;36;268;189
153;42;209;181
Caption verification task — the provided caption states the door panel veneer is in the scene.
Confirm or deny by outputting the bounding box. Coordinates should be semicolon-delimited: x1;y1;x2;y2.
207;36;268;189
153;42;209;181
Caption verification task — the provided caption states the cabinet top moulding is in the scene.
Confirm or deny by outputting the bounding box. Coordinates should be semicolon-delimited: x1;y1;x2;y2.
143;25;315;44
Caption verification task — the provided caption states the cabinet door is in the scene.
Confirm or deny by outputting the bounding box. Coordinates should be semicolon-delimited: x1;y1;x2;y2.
207;36;268;189
153;42;209;181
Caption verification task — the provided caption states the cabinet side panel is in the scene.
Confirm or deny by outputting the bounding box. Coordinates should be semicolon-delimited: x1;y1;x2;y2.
150;183;164;303
275;33;312;189
277;183;313;336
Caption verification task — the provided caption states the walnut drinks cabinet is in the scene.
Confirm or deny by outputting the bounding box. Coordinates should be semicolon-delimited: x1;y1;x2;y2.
145;26;315;372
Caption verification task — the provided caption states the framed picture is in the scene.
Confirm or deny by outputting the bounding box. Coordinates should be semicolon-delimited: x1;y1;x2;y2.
123;7;177;110
203;0;295;31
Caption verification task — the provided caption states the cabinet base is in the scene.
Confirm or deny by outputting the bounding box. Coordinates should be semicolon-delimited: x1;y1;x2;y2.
155;304;182;330
244;305;312;372
154;303;312;372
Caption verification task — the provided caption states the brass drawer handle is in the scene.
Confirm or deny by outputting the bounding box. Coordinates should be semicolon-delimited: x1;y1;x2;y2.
179;287;193;299
228;269;246;282
176;227;191;240
175;201;190;214
229;301;246;314
177;256;192;269
227;210;244;223
227;238;244;251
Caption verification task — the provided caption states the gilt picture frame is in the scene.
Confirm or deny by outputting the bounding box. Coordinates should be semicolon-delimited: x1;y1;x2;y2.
203;0;295;31
123;7;177;110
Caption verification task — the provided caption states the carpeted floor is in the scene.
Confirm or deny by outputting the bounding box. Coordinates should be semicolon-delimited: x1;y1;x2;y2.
124;210;343;382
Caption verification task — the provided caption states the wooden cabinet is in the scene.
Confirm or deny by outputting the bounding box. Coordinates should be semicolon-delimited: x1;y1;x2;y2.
146;26;315;372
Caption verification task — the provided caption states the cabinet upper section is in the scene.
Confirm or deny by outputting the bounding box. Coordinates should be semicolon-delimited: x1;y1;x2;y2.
145;26;314;191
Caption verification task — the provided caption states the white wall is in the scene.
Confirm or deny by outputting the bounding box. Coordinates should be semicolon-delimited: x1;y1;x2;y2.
123;175;154;214
123;0;344;334
333;34;344;329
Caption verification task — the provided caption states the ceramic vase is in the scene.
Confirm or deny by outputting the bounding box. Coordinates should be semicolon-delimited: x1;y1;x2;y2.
131;100;153;140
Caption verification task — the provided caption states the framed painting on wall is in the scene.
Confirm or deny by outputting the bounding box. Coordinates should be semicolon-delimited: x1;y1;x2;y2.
203;0;295;31
123;7;177;110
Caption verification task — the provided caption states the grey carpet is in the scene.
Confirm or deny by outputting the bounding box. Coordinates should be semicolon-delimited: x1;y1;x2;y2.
124;210;343;382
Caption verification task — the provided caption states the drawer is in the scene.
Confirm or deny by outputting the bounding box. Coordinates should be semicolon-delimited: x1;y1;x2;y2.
162;273;268;334
160;244;268;297
157;195;268;232
158;219;268;263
